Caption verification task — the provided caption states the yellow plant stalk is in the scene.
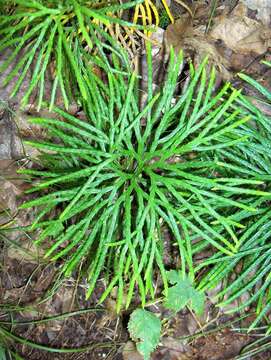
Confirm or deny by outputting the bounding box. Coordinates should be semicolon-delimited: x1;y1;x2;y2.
160;0;174;23
134;0;173;30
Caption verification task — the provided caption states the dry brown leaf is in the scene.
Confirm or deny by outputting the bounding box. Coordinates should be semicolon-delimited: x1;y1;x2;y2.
165;15;193;49
165;16;230;79
250;98;271;116
160;337;191;360
210;4;271;55
0;108;24;160
241;0;271;26
164;2;270;78
0;160;25;214
123;341;144;360
7;243;43;263
172;0;193;18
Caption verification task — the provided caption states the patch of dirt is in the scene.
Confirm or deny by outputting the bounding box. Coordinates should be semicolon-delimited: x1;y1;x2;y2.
189;329;249;360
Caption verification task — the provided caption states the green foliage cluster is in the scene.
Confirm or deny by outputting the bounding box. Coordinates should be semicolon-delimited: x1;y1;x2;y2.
158;8;171;29
0;0;144;109
1;1;271;357
128;271;205;359
20;48;271;319
198;61;271;333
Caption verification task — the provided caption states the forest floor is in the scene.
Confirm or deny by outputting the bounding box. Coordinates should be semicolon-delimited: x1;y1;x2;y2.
0;0;271;359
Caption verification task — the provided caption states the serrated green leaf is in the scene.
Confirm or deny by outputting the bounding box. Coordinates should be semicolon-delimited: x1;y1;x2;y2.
191;292;205;315
164;271;205;315
128;309;161;360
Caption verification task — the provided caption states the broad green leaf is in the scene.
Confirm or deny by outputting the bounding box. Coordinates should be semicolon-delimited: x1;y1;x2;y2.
164;271;205;315
128;309;161;360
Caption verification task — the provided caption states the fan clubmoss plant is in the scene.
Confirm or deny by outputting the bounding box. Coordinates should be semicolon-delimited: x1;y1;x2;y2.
197;61;271;332
19;48;271;311
0;0;148;109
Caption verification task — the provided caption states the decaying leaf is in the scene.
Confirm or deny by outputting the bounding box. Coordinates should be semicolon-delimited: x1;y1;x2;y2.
0;160;25;214
165;2;270;79
165;15;231;79
7;243;43;263
0;107;24;160
242;0;271;26
210;3;271;55
123;341;144;360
